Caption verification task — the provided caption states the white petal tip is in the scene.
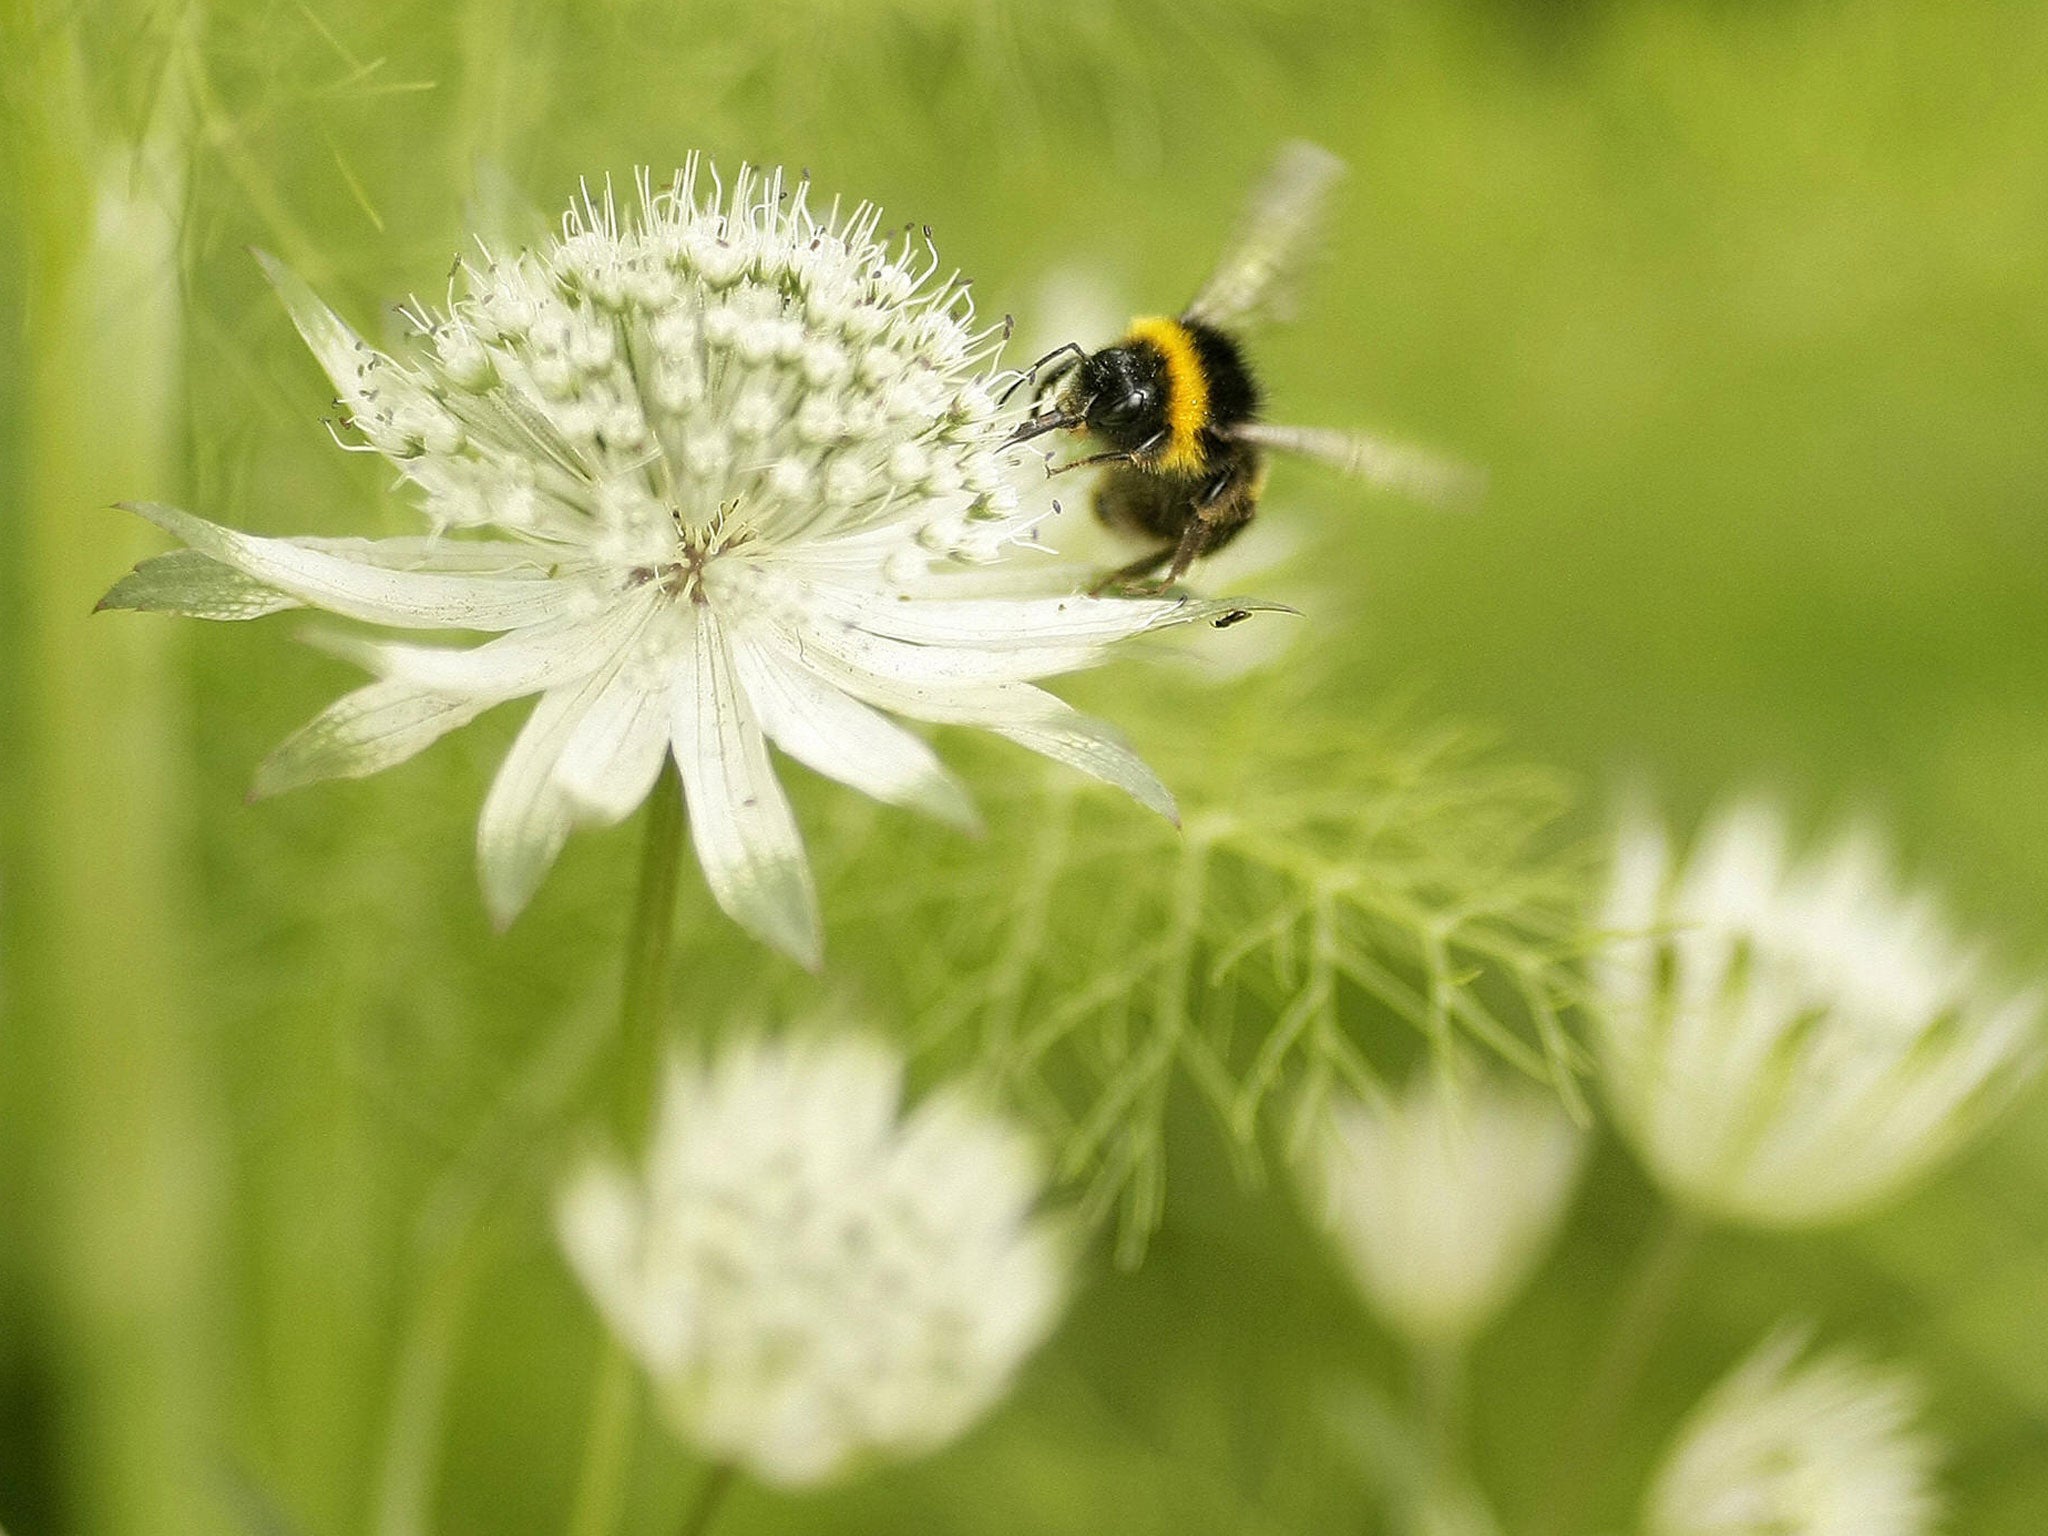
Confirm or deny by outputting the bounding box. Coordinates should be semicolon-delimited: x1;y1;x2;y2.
247;750;318;802
479;860;542;934
731;878;825;972
1125;772;1180;826
921;778;984;836
753;897;823;966
1121;778;1181;827
117;498;175;528
252;248;313;303
765;920;825;973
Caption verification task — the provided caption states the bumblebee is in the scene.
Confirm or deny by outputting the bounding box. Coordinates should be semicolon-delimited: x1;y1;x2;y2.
1007;141;1478;595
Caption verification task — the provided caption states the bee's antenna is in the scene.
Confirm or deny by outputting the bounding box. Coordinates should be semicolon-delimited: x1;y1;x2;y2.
998;340;1088;405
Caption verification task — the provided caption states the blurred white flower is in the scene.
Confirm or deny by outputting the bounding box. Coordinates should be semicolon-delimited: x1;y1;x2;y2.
1646;1330;1938;1536
1307;1071;1586;1347
556;1034;1067;1487
1592;795;2041;1226
102;160;1266;966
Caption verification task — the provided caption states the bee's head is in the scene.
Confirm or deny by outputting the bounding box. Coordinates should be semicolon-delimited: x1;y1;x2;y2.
1004;341;1167;452
1069;345;1167;451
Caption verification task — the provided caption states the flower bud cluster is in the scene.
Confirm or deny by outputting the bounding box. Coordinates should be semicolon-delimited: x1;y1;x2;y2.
1592;796;2040;1227
558;1036;1066;1486
333;158;1024;569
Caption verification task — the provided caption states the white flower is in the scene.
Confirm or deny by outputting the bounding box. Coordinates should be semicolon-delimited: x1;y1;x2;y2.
1645;1330;1938;1536
556;1034;1067;1487
1306;1071;1586;1346
102;161;1266;965
1592;795;2041;1226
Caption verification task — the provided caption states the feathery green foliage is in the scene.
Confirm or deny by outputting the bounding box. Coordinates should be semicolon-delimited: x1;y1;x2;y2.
815;676;1588;1256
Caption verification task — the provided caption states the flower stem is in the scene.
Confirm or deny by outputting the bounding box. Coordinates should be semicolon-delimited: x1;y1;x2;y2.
1397;1339;1480;1535
564;769;687;1536
616;759;685;1142
678;1465;737;1536
1530;1203;1701;1536
564;1344;637;1536
1413;1338;1464;1490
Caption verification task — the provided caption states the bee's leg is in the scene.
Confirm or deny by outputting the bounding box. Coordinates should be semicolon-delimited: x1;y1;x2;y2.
1046;449;1135;478
1099;519;1211;596
1155;519;1218;590
1153;464;1255;587
1047;433;1166;478
1086;546;1174;597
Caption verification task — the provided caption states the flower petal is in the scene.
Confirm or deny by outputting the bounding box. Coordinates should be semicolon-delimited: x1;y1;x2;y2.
672;608;822;969
800;582;1286;652
255;249;380;408
729;623;979;832
295;535;563;576
993;704;1178;825
252;680;498;799
98;549;300;620
553;669;671;826
747;564;1292;685
792;634;1177;825
121;501;575;631
333;587;658;697
476;675;610;927
792;613;1099;686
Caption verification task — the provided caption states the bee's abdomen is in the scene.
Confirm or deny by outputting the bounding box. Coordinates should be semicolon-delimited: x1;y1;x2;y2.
1095;465;1196;542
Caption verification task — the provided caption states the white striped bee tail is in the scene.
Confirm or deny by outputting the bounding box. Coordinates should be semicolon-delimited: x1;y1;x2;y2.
1228;421;1487;509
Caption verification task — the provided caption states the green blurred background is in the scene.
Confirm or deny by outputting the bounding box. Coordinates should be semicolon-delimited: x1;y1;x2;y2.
3;1;2045;1533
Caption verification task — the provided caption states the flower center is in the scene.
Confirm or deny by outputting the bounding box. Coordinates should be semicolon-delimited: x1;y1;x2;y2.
627;511;752;604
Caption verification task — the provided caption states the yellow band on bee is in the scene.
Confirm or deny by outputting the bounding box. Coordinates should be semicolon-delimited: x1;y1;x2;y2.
1124;315;1209;473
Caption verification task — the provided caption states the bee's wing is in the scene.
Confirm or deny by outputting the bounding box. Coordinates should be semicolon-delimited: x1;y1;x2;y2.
1183;140;1348;332
1229;421;1487;508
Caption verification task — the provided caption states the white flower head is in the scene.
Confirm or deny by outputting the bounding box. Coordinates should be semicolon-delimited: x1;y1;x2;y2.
1592;794;2042;1227
1306;1071;1586;1347
556;1033;1068;1487
1646;1330;1938;1536
103;159;1269;965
